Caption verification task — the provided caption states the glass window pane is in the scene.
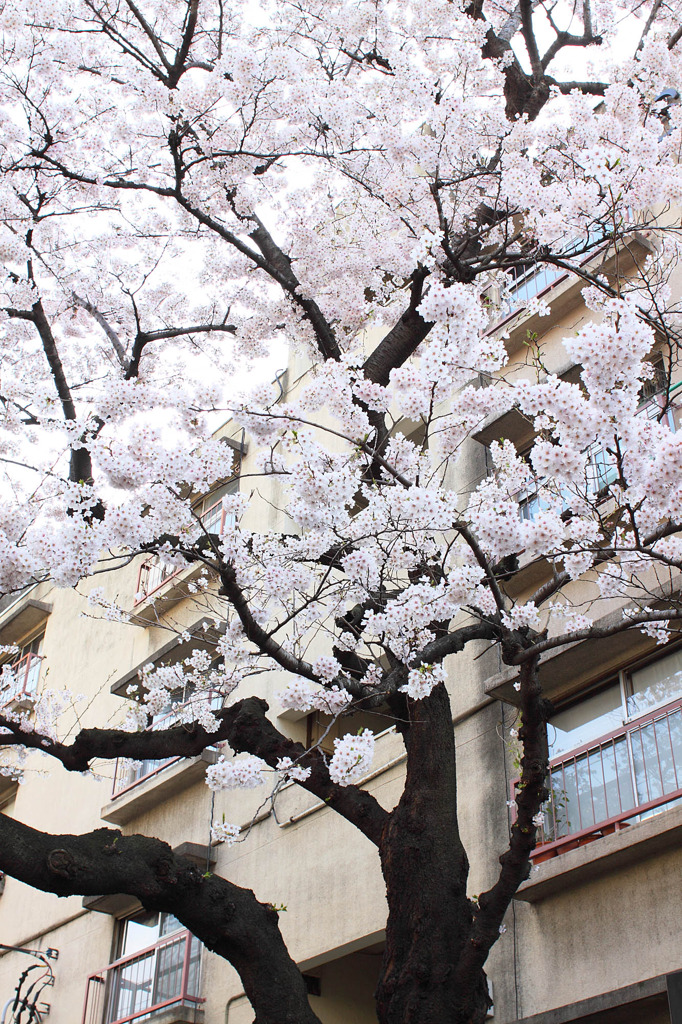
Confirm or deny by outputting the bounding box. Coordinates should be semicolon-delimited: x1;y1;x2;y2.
629;648;682;717
549;684;623;759
197;480;238;535
121;911;160;956
159;912;183;936
154;937;184;1003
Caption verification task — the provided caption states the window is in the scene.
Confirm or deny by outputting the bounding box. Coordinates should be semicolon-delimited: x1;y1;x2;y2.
112;685;224;796
193;479;239;536
305;705;393;756
135;558;179;603
83;911;202;1024
528;646;682;858
513;382;680;523
501;261;564;315
0;630;45;709
639;352;669;406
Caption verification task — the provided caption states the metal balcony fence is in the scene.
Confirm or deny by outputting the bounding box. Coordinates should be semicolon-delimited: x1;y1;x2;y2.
134;507;236;606
515;392;679;522
0;653;44;709
516;696;682;861
81;929;202;1024
135;558;180;604
112;695;223;797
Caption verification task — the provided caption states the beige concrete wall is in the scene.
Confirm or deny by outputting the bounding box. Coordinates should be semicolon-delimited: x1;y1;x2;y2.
0;905;114;1024
513;840;682;1018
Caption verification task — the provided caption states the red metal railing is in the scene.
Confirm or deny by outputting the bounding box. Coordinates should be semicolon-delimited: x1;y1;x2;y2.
134;558;181;605
112;695;223;797
516;696;682;861
112;703;184;796
134;504;236;605
81;929;203;1024
0;653;43;709
112;752;181;798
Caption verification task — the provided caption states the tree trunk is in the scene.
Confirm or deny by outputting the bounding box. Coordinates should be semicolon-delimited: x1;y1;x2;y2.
376;684;490;1024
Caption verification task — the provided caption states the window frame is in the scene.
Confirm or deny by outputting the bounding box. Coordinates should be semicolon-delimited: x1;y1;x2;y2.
0;628;45;708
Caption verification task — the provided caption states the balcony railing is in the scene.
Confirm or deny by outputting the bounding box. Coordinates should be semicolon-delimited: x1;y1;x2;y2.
112;696;223;797
515;391;680;522
135;558;181;605
135;506;237;606
500;263;565;316
0;653;43;709
518;695;682;862
81;930;202;1024
112;753;180;798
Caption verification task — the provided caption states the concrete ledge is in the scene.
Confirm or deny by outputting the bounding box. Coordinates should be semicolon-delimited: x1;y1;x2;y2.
83;892;142;917
129;1006;203;1024
130;563;204;624
0;598;51;645
515;803;682;903
110;618;225;696
0;775;19;802
100;750;218;825
83;845;215;916
513;973;668;1023
173;842;216;869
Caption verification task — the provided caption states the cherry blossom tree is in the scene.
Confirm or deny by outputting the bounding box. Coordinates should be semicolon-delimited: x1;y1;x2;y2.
2;1;682;1022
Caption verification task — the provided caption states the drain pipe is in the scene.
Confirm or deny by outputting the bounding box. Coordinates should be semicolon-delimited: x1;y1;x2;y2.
225;991;247;1023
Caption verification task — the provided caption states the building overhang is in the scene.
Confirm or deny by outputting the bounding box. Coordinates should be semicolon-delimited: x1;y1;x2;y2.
0;598;51;646
512;971;673;1023
485;593;682;707
82;844;216;917
110;618;225;697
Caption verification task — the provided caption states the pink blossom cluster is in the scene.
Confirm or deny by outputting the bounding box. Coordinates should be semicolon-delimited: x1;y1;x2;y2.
206;755;266;791
328;730;375;786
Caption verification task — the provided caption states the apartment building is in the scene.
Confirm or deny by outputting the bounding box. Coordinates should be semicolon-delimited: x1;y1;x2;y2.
1;225;682;1024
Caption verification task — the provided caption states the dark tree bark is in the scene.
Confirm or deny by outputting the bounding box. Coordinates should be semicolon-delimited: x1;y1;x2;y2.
0;813;321;1024
376;683;489;1024
0;696;388;847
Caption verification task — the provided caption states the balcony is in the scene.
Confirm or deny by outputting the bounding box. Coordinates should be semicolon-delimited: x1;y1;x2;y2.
514;389;681;523
132;499;237;623
136;559;181;604
132;558;192;623
111;694;223;800
500;263;565;318
111;708;186;798
81;930;203;1024
112;753;181;798
0;653;43;710
520;695;682;863
103;700;220;824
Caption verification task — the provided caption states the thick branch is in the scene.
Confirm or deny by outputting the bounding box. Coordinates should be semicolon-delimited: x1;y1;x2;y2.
72;292;127;369
362;273;432;386
0;813;321;1024
248;216;340;362
8;300;95;486
125;321;237;379
168;0;200;87
515;609;682;662
0;696;388;846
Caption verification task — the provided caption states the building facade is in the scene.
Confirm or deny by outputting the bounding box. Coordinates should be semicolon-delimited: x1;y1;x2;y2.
1;228;682;1024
